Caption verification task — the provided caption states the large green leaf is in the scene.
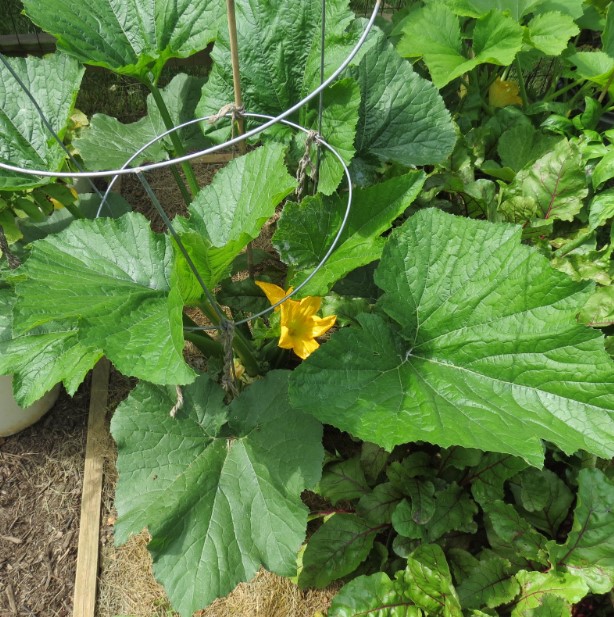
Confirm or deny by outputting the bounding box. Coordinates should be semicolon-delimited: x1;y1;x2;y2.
112;371;322;616
23;0;223;79
74;74;207;170
289;209;614;466
0;53;84;190
349;34;456;166
398;5;523;88
547;468;614;593
11;213;195;385
304;78;361;196
175;144;296;295
274;172;425;297
0;289;102;406
526;12;579;56
448;0;545;20
328;571;420;617
199;0;358;120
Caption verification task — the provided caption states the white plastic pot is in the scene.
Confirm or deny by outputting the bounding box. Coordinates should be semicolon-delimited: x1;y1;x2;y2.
0;375;60;436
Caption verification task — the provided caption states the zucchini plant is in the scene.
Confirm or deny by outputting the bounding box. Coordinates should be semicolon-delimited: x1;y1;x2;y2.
0;1;613;615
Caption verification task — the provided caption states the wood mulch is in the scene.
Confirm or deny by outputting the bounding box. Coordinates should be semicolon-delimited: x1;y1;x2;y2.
0;380;90;617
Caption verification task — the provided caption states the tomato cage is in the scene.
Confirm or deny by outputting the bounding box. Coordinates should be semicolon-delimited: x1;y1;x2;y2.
0;1;382;334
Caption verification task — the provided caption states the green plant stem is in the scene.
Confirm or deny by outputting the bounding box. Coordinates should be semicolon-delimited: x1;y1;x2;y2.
598;67;614;104
513;58;529;108
544;79;583;102
198;301;262;377
183;313;223;355
169;165;192;205
184;330;223;357
145;78;200;199
566;82;593;114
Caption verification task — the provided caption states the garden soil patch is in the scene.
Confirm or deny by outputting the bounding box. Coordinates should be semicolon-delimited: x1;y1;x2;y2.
0;379;90;617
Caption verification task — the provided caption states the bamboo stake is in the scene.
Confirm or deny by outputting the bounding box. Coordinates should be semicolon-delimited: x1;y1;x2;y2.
226;0;246;155
226;0;254;278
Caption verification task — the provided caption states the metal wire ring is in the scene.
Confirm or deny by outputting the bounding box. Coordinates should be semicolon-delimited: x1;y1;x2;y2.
110;111;353;329
0;0;380;181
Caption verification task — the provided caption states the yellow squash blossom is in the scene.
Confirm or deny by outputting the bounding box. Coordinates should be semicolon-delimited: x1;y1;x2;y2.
255;281;336;360
488;77;523;108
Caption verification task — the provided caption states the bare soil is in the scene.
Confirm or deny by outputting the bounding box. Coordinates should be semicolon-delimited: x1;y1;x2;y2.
0;380;90;617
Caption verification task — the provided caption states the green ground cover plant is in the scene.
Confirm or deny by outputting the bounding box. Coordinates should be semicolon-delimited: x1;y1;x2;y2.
0;1;613;615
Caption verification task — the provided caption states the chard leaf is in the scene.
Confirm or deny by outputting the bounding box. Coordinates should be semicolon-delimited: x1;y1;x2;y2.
11;213;195;386
0;53;84;190
319;457;371;505
23;0;223;79
398;5;523;88
112;371;322;617
328;571;420;617
485;501;549;565
356;483;403;526
457;557;520;609
497;125;561;173
75;74;207;170
527;595;572;617
349;34;456;166
589;189;614;230
510;468;574;536
547;468;614;593
176;144;295;294
404;544;462;616
387;453;436;489
502;140;588;223
469;454;529;506
274;172;425;297
298;514;379;588
512;571;588;616
289;209;614;466
392;482;477;542
360;442;390;484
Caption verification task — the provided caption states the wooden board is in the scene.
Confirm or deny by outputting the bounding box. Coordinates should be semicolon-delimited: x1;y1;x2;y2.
72;358;110;617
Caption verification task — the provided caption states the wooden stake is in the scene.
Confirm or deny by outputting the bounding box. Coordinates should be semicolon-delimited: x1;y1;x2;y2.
226;0;246;155
72;358;110;617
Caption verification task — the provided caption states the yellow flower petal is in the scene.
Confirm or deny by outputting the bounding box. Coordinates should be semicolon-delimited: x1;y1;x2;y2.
311;314;337;337
257;280;337;360
255;280;291;311
298;295;321;315
488;77;523;108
